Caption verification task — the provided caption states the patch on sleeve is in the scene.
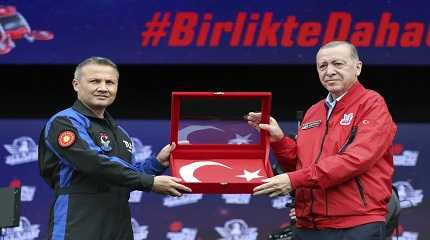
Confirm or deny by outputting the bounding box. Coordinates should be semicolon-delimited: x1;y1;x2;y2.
58;130;76;148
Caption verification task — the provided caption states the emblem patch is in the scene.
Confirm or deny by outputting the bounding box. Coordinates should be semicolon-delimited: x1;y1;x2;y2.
99;133;112;152
301;120;321;130
340;113;354;126
58;131;76;148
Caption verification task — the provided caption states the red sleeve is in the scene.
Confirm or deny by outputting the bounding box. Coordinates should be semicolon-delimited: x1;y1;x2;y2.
271;136;298;172
289;96;397;190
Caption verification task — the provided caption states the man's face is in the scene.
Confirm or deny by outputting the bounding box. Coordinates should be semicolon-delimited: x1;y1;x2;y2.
316;44;362;98
72;64;118;111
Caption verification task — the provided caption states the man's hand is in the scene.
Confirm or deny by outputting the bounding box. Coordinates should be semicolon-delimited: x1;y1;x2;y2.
156;142;176;167
253;173;292;197
156;141;189;167
245;112;284;142
152;176;192;197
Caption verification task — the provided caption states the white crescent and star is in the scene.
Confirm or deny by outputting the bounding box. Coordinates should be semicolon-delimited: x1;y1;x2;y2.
179;161;264;182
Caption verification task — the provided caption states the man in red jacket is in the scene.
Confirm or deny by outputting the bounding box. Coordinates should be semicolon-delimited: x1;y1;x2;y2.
248;41;397;240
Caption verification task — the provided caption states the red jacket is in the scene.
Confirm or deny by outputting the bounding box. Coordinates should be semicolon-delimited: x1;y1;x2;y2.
272;82;397;229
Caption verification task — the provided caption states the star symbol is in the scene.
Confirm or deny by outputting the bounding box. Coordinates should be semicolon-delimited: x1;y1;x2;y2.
228;133;252;145
236;169;264;182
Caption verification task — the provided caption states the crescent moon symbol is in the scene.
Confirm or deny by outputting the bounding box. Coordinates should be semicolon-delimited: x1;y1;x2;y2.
178;125;224;141
179;161;232;182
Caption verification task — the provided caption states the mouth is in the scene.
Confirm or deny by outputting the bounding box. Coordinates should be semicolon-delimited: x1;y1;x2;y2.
94;95;109;99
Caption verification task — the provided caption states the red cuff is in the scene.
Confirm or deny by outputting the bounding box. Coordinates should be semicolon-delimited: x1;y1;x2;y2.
270;136;295;150
287;168;309;190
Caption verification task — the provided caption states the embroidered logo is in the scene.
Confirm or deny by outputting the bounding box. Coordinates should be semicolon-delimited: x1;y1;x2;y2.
58;131;76;148
123;140;133;153
4;137;38;165
301;120;321;130
99;133;112;152
340;113;354;126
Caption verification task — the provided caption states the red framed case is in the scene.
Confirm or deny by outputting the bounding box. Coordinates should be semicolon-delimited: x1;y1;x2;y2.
170;92;273;193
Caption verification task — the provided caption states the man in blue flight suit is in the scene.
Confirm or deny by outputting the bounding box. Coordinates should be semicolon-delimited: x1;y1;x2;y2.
38;56;192;240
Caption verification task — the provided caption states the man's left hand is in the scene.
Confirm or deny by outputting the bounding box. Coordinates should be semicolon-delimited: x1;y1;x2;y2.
253;173;292;197
156;141;189;167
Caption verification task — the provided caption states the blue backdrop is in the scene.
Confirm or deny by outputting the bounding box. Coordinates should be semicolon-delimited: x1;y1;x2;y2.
0;119;428;239
1;0;430;64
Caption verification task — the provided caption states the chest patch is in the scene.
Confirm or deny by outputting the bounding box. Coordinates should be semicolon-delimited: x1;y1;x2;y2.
340;113;354;126
123;140;133;153
301;120;321;130
99;133;112;152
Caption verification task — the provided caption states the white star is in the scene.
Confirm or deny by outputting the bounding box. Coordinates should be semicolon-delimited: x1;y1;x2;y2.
228;133;252;144
236;169;264;182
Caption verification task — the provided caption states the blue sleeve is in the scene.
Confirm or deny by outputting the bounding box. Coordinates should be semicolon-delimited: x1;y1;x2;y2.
134;156;168;175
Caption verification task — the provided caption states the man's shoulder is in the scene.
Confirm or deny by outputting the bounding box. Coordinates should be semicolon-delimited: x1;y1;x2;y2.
360;88;387;106
46;107;90;127
307;99;326;112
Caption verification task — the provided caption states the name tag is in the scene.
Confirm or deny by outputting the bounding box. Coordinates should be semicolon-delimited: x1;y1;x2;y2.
301;120;321;130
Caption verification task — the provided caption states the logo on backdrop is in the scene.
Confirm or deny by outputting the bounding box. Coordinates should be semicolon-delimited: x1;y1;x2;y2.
222;194;251;204
272;196;293;209
393;231;419;240
391;225;419;240
4;136;38;165
166;227;198;240
20;185;36;202
0;5;54;55
131;137;153;162
128;190;143;203
392;144;419;166
131;218;149;240
393;181;423;208
215;219;258;240
163;194;203;207
1;216;40;240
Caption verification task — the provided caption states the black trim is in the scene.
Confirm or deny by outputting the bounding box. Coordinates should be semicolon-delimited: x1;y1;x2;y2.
355;177;368;207
338;126;358;154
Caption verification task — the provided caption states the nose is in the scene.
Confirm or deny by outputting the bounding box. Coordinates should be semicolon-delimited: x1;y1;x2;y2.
325;64;336;77
97;82;108;92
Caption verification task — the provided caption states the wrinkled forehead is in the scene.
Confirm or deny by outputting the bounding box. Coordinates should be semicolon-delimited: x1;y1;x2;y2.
316;44;353;63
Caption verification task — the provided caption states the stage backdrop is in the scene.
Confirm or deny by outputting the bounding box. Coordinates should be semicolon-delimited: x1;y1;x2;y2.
1;0;430;64
0;119;428;240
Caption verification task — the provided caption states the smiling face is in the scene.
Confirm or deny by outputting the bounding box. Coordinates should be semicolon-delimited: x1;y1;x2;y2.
316;43;362;98
72;63;118;115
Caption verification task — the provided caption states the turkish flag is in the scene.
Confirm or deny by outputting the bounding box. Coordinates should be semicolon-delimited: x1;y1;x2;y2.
176;159;268;183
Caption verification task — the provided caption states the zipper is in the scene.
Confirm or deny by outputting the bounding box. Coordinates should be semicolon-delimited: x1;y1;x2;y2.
355;177;368;207
338;126;367;207
310;105;333;228
338;126;358;154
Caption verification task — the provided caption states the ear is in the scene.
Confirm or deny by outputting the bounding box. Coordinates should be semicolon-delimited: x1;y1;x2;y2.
355;60;363;77
72;79;79;92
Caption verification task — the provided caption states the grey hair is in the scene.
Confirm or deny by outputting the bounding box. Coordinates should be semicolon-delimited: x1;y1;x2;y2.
74;56;119;80
319;41;360;61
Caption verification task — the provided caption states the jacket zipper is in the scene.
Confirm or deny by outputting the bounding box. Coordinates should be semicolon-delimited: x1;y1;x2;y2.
337;126;367;207
309;106;333;228
355;177;368;207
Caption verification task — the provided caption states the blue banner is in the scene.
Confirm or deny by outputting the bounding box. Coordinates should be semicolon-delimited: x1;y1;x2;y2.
0;119;429;239
1;1;430;64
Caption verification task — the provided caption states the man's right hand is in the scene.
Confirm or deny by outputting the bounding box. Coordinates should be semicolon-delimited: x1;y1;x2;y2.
152;176;192;197
245;112;284;142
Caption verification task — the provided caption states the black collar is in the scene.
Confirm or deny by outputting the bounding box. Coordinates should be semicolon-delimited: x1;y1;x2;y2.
72;100;117;127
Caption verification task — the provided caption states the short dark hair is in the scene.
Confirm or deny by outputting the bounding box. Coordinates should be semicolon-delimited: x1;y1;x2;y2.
319;41;360;61
74;56;119;80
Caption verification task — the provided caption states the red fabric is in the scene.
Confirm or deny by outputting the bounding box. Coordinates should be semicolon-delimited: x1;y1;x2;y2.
271;81;397;229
